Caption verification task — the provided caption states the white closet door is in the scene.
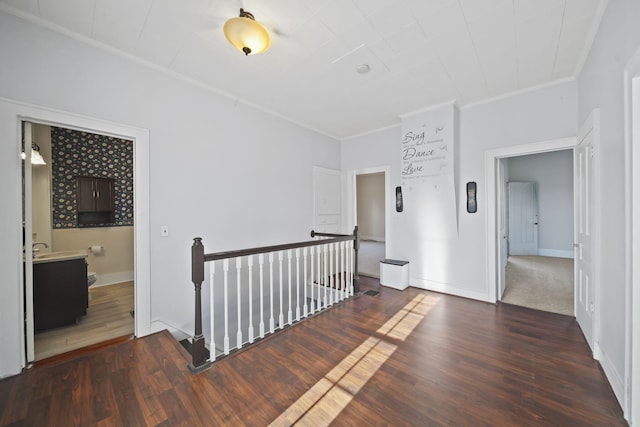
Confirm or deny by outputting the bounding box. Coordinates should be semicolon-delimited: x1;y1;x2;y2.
507;181;539;256
313;167;342;233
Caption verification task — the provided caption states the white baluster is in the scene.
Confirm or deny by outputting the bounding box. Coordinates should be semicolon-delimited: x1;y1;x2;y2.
329;243;334;306
269;252;275;333
247;255;254;344
278;251;284;329
337;242;342;302
345;241;350;298
348;241;353;297
344;241;349;298
303;247;308;318
334;242;340;302
223;259;230;355
342;242;349;298
287;250;292;325
317;245;322;310
259;253;265;338
295;248;301;321
349;240;354;296
341;241;346;301
236;257;242;349
209;263;215;362
335;242;340;302
323;244;328;308
310;246;315;314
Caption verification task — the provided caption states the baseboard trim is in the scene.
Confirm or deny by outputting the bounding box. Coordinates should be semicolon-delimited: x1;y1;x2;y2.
598;346;626;411
538;249;574;258
360;236;385;242
410;277;491;302
92;271;134;287
149;320;191;342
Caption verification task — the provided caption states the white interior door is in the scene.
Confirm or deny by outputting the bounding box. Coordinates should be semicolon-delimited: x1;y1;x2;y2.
507;181;539;255
23;122;35;363
575;127;595;351
313;167;342;233
498;160;508;298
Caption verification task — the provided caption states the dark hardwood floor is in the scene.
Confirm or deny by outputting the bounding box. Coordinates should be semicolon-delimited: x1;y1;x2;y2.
0;276;626;426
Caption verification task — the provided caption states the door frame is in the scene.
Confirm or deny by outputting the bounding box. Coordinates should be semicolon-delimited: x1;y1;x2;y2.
1;97;152;368
23;123;35;361
485;137;576;302
345;166;391;254
623;46;640;424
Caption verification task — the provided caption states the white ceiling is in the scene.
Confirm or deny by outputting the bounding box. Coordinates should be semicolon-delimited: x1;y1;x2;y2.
0;0;606;139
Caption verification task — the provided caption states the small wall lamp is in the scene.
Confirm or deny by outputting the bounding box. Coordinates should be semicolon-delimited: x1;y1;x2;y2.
21;143;46;165
223;8;271;56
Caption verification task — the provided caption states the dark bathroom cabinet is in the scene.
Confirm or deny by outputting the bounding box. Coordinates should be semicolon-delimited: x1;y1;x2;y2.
76;176;115;225
33;258;88;332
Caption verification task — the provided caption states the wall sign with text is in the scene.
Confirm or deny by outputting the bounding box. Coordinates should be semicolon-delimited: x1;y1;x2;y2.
400;123;451;185
400;105;457;239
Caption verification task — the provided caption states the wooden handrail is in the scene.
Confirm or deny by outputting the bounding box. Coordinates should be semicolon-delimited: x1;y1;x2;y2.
310;231;350;238
203;232;355;262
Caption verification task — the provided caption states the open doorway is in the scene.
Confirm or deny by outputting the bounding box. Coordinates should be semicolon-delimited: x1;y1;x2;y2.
1;98;151;371
355;171;386;278
485;137;576;303
23;122;135;361
501;150;574;316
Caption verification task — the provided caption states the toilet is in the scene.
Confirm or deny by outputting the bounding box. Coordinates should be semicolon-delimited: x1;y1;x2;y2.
87;271;97;302
87;271;97;287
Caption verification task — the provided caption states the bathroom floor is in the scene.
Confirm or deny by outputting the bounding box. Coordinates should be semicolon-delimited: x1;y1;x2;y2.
33;281;134;361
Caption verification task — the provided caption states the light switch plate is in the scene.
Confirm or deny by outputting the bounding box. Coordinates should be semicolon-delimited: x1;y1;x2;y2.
160;225;169;237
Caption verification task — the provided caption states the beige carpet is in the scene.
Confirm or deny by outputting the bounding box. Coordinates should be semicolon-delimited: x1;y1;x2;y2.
358;240;385;278
503;255;574;316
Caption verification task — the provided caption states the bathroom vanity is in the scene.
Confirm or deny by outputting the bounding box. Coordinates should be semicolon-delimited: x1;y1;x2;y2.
33;251;88;332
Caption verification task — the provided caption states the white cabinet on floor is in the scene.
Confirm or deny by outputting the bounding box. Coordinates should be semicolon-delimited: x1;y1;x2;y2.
380;259;409;290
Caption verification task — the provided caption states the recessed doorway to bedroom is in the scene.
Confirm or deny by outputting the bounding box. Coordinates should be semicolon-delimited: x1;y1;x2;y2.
501;149;574;315
356;172;386;278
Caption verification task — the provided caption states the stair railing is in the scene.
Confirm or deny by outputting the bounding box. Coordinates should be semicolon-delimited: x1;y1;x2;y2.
189;227;359;373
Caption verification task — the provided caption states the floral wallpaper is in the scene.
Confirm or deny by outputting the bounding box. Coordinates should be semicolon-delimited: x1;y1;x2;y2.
51;127;134;228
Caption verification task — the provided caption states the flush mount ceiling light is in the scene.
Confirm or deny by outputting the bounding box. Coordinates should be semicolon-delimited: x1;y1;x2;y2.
21;142;46;165
223;8;270;56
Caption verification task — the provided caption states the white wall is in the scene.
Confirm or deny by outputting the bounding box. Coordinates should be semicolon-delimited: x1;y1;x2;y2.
0;12;340;377
356;173;385;241
577;0;640;412
342;81;577;301
506;150;574;258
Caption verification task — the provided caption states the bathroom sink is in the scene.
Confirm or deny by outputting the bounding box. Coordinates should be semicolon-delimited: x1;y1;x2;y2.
33;250;88;263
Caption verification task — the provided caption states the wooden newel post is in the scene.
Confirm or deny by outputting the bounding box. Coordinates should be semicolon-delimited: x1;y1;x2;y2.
353;226;360;294
189;237;212;373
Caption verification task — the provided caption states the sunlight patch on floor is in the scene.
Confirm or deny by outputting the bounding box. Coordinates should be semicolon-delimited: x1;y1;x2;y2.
269;293;439;426
376;294;439;341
